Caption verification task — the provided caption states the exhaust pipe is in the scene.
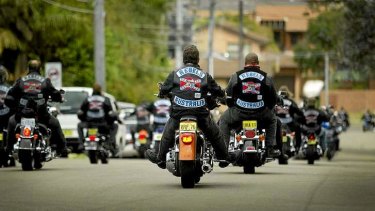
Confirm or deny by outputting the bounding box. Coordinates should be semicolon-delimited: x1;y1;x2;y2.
202;163;212;173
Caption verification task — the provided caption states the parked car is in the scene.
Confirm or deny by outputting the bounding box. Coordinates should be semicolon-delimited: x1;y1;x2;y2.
53;87;128;156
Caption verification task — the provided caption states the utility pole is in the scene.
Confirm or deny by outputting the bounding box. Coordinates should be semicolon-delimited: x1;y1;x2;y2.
175;0;183;68
207;0;216;77
324;52;330;106
94;0;106;91
238;0;244;70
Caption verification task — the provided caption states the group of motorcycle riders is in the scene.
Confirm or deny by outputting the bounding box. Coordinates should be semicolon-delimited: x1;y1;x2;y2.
0;44;351;168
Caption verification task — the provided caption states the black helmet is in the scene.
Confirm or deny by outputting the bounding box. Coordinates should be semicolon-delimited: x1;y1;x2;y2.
28;60;41;73
0;65;8;84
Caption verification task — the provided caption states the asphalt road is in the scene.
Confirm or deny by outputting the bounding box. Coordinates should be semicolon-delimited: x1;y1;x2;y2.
0;125;374;211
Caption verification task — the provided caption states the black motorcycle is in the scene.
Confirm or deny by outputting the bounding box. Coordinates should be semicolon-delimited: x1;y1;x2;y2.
83;122;110;164
229;120;275;174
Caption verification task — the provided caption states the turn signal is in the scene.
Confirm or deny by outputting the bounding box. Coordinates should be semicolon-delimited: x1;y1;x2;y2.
23;127;31;137
236;135;241;142
15;133;20;139
259;134;265;142
33;134;38;141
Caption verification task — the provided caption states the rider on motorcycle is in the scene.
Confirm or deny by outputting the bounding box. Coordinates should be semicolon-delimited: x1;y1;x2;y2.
300;98;329;153
77;83;119;156
218;52;280;164
145;44;228;169
0;65;15;167
275;86;304;153
361;109;374;131
5;60;68;156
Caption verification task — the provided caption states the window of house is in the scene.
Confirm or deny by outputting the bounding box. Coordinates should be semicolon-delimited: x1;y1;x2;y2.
290;32;301;46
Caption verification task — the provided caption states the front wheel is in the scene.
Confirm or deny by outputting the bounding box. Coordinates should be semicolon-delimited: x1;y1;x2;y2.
19;150;33;171
180;161;196;188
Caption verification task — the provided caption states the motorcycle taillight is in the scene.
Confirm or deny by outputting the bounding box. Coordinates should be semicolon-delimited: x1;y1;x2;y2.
308;134;315;140
244;130;256;138
23;127;32;137
89;135;96;141
138;130;148;140
180;133;195;145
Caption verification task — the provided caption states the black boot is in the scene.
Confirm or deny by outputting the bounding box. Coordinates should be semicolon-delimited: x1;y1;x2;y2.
144;149;166;169
266;147;281;158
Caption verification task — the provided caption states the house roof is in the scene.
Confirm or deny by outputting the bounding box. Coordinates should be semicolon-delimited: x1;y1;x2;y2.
255;5;318;32
195;22;270;46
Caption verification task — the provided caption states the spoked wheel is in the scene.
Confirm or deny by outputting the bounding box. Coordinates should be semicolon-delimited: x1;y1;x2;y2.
19;150;33;171
88;150;98;164
180;161;196;188
243;164;255;174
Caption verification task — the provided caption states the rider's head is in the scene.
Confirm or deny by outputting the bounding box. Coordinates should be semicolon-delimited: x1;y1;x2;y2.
27;60;41;73
245;53;259;67
0;65;8;84
92;83;102;95
183;45;199;65
278;85;293;98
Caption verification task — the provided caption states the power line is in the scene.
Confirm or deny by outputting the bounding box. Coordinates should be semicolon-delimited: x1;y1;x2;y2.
42;0;93;14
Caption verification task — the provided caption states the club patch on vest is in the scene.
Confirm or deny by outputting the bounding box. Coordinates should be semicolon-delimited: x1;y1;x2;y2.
23;81;42;93
242;82;260;94
236;99;264;109
180;77;201;91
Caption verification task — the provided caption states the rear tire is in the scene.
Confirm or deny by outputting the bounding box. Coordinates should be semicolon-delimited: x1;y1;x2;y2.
33;152;43;169
88;151;98;164
243;164;255;174
306;146;315;165
180;161;195;188
19;150;33;171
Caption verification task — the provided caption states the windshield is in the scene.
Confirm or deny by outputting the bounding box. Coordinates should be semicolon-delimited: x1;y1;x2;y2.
58;91;89;114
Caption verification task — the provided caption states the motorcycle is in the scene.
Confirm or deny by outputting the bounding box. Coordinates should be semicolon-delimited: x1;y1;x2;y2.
323;121;341;161
149;124;164;155
83;122;110;164
228;120;275;174
165;116;214;188
280;124;296;161
13;105;55;171
134;129;150;158
300;128;323;165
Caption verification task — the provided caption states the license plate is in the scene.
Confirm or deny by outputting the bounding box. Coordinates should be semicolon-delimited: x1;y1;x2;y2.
179;122;197;131
88;128;98;136
154;133;163;141
21;118;36;127
243;120;257;130
139;138;147;144
282;136;288;143
0;133;3;141
63;129;73;136
308;139;316;145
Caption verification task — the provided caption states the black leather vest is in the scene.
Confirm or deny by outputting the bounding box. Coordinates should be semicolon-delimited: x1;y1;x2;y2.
87;95;106;120
276;98;293;124
234;68;267;110
171;66;208;109
0;84;10;117
19;73;47;107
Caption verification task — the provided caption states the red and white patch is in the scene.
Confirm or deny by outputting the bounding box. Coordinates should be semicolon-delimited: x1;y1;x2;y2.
23;81;42;93
242;82;260;94
89;101;103;110
180;77;201;91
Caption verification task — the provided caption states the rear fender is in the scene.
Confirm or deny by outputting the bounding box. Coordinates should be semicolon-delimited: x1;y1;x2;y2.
179;131;196;161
